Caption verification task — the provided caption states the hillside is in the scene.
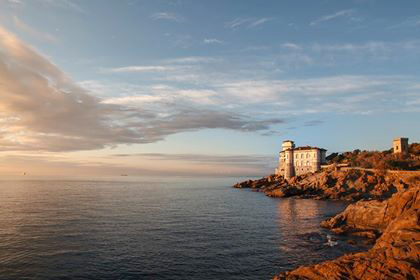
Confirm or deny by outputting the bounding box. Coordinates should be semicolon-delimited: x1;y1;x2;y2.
326;143;420;171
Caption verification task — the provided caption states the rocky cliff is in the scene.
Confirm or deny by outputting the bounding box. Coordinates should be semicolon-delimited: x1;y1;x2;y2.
275;187;420;280
234;168;420;279
234;168;412;201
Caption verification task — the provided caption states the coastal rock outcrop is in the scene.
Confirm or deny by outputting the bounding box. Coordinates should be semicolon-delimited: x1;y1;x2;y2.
234;168;413;201
234;168;420;279
274;187;420;280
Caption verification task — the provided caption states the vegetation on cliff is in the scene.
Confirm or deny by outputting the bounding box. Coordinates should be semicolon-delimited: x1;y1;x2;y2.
326;143;420;171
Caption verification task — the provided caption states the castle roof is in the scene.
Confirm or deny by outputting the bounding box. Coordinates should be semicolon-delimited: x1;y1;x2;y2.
282;146;327;152
295;146;326;151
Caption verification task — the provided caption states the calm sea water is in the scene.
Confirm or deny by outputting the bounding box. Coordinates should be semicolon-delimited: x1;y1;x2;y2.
0;178;369;279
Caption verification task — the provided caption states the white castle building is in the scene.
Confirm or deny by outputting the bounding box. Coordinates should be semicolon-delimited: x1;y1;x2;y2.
275;140;327;179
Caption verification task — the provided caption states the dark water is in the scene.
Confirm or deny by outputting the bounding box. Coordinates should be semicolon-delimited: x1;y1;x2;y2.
0;178;369;279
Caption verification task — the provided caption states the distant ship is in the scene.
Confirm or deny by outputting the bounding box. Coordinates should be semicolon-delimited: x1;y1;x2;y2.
120;174;128;176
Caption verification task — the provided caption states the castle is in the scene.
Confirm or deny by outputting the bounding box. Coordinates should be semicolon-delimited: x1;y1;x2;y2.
275;140;327;179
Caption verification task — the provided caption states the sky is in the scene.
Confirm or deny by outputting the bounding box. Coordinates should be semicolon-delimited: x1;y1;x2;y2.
0;0;419;177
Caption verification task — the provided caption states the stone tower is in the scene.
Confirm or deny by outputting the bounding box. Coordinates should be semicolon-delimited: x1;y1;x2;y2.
393;137;409;154
282;140;295;179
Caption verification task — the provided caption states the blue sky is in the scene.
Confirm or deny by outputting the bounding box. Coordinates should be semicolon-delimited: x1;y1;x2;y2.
0;0;419;176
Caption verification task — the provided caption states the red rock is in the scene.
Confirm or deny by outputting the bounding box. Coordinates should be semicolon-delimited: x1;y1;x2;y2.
275;187;420;280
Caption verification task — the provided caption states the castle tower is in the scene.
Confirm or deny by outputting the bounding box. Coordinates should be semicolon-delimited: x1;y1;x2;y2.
282;140;295;151
393;137;409;154
311;149;321;173
283;140;295;179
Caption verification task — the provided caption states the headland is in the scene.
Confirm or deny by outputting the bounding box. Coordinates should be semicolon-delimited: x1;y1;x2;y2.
234;139;420;279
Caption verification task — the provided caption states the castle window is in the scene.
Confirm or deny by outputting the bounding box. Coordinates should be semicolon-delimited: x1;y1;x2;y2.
306;161;309;166
301;154;303;158
396;146;399;150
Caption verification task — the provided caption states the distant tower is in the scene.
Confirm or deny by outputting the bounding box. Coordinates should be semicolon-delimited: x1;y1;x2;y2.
283;140;295;179
393;137;409;154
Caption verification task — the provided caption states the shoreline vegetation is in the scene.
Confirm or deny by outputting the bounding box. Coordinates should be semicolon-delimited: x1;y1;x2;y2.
233;147;420;279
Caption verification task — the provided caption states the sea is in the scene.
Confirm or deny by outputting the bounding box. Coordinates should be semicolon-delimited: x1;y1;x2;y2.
0;177;370;279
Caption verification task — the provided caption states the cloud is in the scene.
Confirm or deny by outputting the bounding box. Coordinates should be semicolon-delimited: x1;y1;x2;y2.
388;16;420;29
203;38;223;44
102;56;219;74
13;16;57;42
225;17;274;29
163;56;219;64
104;65;179;73
112;152;276;165
100;73;420;118
0;26;281;152
309;40;420;61
303;120;324;127
30;0;87;14
109;153;278;174
0;152;275;177
281;42;302;50
5;0;22;4
310;9;354;26
248;17;274;27
151;12;185;22
311;41;388;52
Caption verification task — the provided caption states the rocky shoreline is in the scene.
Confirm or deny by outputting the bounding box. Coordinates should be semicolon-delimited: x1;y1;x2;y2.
234;168;420;279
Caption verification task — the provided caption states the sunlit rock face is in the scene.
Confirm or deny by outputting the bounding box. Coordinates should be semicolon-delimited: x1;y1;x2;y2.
274;187;420;280
234;168;410;201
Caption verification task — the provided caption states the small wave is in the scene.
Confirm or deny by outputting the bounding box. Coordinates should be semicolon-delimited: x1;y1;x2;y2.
325;234;338;247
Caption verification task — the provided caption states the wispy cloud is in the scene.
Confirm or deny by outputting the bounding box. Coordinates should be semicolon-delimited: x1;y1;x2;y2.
225;17;274;29
0;152;275;177
310;40;420;58
388;15;420;29
203;38;223;44
310;9;354;26
5;0;22;4
151;12;185;22
281;42;302;50
112;152;276;165
102;56;219;73
31;0;87;14
304;120;324;127
103;65;180;73
163;56;219;64
13;16;57;42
